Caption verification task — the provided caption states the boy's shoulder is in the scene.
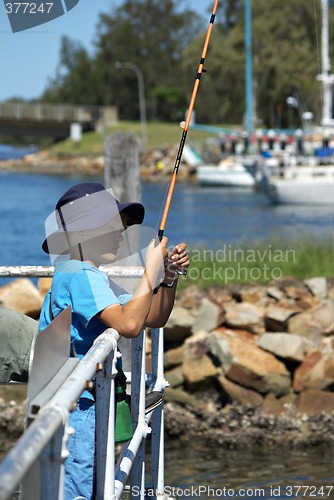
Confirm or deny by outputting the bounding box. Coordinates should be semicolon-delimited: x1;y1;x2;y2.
53;260;108;286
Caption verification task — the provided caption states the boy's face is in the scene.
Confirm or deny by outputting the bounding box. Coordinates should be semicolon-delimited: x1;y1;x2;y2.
78;214;128;265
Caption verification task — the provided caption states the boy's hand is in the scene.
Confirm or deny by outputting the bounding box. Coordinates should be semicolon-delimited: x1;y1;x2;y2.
168;242;190;271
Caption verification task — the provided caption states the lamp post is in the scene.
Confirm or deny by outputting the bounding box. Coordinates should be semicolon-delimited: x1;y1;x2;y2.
115;61;147;148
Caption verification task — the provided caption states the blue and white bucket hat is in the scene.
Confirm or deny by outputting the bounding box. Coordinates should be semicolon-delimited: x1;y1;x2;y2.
42;182;145;255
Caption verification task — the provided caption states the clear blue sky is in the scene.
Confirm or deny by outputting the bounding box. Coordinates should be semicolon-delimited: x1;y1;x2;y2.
0;0;214;101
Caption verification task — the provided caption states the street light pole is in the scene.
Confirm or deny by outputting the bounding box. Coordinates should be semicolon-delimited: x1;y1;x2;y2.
115;61;147;148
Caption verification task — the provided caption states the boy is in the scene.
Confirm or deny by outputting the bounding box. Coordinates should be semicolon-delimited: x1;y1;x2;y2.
39;182;189;500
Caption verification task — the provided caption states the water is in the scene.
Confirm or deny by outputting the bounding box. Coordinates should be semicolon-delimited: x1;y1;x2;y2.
159;443;334;499
1;172;334;267
0;144;37;161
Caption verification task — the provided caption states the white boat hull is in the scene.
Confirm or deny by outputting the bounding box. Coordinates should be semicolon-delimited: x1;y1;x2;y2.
263;165;334;205
197;163;255;187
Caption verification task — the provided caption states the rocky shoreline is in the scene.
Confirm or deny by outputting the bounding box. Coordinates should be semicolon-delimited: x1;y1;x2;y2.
2;275;334;449
2;395;334;452
0;146;197;181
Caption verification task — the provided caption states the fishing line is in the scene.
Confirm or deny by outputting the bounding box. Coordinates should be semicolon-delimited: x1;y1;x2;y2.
157;0;219;243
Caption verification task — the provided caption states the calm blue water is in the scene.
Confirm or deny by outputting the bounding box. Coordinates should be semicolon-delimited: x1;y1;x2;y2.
0;171;334;266
0;144;37;161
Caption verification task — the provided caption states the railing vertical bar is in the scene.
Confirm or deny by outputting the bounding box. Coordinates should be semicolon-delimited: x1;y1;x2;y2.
95;348;118;500
150;327;166;498
129;330;148;500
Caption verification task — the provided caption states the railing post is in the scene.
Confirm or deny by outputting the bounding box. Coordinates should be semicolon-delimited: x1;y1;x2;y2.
150;328;167;498
130;330;148;500
95;344;119;500
39;420;68;500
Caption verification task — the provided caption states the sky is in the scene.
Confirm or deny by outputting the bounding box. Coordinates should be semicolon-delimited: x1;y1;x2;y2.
0;0;214;101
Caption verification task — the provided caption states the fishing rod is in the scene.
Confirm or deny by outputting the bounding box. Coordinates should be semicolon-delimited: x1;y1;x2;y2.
158;0;219;245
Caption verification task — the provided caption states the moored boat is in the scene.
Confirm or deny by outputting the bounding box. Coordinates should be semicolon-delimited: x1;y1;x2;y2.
261;162;334;204
197;157;256;187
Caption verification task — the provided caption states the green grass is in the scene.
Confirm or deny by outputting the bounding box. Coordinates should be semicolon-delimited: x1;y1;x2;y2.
177;237;334;288
46;121;221;157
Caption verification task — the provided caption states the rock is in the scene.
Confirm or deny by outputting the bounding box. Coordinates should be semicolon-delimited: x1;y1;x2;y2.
296;389;334;416
239;286;268;306
207;286;235;308
165;366;184;388
304;277;328;299
164;345;184;369
191;297;224;334
279;392;298;409
211;327;291;396
38;277;52;297
176;285;206;310
283;285;320;310
287;301;334;340
165;387;202;409
257;332;309;362
264;302;301;331
261;393;287;416
267;286;285;301
0;279;44;318
293;349;334;392
284;285;311;300
217;374;263;407
164;306;194;343
0;400;25;438
224;302;265;334
182;331;220;387
203;330;233;368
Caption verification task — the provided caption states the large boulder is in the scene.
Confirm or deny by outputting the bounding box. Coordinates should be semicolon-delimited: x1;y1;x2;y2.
264;302;301;332
304;277;328;300
0;278;44;318
293;349;334;392
287;301;334;340
164;345;184;370
239;286;269;307
257;332;310;362
191;297;224;334
182;331;220;387
296;389;334;416
224;302;265;334
208;328;291;396
38;277;52;297
217;374;263;407
164;306;195;343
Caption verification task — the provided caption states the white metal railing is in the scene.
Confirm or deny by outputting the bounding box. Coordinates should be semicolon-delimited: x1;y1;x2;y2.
0;266;168;500
0;266;144;278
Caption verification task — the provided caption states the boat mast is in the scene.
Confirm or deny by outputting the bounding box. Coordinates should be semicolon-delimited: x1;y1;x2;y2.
318;0;334;126
245;0;253;136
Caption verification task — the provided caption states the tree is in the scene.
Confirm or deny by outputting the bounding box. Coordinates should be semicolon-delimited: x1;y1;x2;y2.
92;0;202;120
41;0;334;128
42;36;98;105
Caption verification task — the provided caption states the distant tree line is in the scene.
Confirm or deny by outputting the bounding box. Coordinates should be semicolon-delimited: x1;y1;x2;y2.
39;0;334;129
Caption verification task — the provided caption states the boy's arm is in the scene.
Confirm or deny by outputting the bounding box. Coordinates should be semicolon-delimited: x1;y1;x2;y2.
98;237;169;338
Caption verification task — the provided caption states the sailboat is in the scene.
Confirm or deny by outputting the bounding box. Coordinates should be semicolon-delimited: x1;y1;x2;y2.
196;157;256;187
262;0;334;205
